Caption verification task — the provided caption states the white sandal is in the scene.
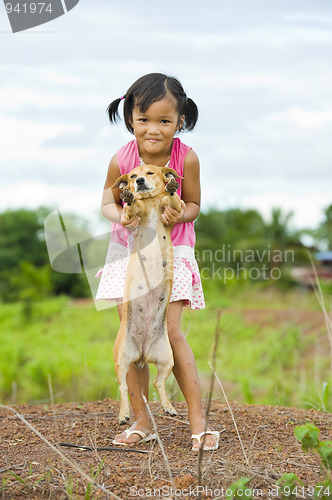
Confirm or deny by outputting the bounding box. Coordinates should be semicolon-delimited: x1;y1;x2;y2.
112;429;157;446
191;430;220;451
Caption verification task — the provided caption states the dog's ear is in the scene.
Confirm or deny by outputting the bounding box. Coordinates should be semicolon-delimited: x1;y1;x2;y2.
111;174;129;190
159;167;183;183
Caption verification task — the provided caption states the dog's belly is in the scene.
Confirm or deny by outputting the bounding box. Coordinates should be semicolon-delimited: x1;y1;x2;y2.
124;221;173;300
123;219;174;369
125;280;171;368
126;280;171;339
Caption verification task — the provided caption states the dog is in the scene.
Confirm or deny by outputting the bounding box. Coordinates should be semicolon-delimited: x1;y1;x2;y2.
112;164;182;424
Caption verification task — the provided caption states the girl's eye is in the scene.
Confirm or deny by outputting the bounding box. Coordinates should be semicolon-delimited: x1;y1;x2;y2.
130;174;137;179
161;119;170;124
138;118;147;122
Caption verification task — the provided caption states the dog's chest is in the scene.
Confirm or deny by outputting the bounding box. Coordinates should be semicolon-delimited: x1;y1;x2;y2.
124;206;173;299
123;204;173;341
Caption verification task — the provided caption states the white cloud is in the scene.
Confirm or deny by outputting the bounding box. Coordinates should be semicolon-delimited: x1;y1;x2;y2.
0;180;85;212
284;13;332;26
0;115;87;164
1;0;331;233
246;106;332;147
154;25;332;48
203;177;331;229
269;106;332;130
0;86;104;112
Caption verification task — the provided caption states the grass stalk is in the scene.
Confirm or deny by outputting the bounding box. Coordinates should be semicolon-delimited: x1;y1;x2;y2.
308;251;332;373
208;365;250;467
197;308;222;498
142;395;179;499
0;405;121;500
47;373;55;405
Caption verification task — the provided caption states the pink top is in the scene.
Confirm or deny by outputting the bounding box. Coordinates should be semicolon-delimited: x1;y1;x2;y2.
110;138;196;248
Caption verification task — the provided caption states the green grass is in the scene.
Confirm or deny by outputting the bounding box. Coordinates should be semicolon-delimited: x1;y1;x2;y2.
0;282;331;409
0;296;119;403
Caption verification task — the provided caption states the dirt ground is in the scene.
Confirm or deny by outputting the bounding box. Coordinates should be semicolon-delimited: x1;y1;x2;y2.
1;399;332;499
1;305;331;499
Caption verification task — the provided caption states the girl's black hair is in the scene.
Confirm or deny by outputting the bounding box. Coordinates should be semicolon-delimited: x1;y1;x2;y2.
107;73;198;133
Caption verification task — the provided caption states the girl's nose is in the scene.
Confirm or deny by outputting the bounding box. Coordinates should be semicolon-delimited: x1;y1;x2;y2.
147;122;159;134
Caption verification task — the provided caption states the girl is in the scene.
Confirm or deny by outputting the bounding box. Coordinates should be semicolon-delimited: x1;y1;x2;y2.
96;73;219;451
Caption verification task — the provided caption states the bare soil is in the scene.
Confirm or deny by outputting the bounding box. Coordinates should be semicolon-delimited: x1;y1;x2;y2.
1;399;332;499
1;305;331;498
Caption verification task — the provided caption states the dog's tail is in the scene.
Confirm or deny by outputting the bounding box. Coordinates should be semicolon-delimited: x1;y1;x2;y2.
133;358;146;370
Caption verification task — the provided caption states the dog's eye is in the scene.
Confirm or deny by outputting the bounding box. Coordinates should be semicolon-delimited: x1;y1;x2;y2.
147;172;154;175
130;174;137;179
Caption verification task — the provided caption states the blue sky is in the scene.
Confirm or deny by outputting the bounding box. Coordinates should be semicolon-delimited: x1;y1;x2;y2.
1;0;332;231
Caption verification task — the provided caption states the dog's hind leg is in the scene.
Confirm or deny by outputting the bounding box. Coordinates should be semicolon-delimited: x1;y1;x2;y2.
114;360;131;424
149;317;177;416
113;342;132;424
153;359;177;416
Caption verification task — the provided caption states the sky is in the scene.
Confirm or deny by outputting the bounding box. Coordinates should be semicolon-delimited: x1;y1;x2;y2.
1;0;332;233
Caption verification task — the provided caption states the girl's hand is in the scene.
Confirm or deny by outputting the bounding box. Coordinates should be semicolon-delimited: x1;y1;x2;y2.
121;213;140;235
161;200;186;226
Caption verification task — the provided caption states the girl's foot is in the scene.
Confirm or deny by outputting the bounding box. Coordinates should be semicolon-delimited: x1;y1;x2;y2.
191;430;219;451
190;415;219;451
113;420;152;445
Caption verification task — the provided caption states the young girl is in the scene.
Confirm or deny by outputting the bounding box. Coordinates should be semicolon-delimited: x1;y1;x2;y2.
96;73;219;451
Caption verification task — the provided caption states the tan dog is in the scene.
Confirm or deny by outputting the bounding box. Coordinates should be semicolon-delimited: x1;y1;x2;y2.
112;164;182;424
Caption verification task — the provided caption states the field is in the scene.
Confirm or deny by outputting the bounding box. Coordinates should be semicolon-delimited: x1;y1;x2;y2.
1;399;332;498
1;283;332;498
1;282;332;410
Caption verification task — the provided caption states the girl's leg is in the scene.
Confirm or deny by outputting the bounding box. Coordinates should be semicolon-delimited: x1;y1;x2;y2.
114;304;151;444
167;301;217;450
113;301;217;448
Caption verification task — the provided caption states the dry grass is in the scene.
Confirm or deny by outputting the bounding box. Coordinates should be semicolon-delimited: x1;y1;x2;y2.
1;399;331;499
309;251;332;374
2;282;332;498
0;404;121;499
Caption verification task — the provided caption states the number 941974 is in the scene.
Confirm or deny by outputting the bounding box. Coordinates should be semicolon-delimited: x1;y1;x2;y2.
5;3;53;14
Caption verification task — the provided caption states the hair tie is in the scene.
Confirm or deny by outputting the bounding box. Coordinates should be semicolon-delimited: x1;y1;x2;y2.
120;95;125;100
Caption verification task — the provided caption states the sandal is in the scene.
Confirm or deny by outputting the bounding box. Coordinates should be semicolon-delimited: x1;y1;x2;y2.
191;430;220;451
112;429;157;446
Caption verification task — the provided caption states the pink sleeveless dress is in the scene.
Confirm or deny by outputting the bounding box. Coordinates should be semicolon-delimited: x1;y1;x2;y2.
95;138;205;309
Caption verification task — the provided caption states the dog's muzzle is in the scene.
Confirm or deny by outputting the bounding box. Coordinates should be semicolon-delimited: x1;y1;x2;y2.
136;177;150;192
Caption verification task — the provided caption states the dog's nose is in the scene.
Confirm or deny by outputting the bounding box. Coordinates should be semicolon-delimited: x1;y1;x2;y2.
136;177;145;186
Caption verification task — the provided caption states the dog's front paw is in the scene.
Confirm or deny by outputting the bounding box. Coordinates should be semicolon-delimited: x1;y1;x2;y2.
165;179;179;194
120;188;135;204
163;403;177;417
119;404;130;425
119;415;130;425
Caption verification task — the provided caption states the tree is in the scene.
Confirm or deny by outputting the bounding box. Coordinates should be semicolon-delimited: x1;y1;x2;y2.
0;208;47;269
0;208;91;301
319;204;332;249
302;203;332;250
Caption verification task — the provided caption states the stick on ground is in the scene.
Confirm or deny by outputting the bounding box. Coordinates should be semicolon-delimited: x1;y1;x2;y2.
0;404;122;500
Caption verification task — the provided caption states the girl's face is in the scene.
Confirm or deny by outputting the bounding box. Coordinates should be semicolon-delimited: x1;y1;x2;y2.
131;95;184;159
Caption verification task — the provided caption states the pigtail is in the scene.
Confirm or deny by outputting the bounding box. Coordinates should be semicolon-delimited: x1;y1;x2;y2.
105;74;199;133
183;96;199;131
106;97;124;124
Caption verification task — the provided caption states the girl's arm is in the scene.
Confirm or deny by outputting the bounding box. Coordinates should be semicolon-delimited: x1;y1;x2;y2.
101;155;140;230
162;149;201;226
101;155;122;223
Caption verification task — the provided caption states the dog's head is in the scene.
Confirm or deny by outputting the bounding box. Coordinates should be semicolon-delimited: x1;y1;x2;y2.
112;164;182;199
